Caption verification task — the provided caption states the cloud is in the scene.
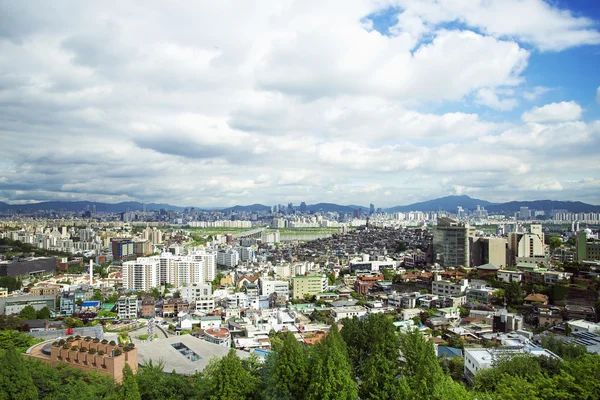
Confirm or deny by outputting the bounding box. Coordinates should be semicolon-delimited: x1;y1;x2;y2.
0;1;599;207
390;0;600;51
521;101;583;123
523;86;551;101
475;88;519;111
597;86;600;104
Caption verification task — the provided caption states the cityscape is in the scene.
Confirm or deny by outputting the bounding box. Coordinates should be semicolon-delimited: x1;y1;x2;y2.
1;1;600;399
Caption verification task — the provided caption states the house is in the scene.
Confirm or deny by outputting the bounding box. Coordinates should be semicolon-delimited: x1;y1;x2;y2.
567;319;600;334
523;293;549;306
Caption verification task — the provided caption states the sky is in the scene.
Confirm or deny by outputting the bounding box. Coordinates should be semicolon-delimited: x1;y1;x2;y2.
0;0;599;208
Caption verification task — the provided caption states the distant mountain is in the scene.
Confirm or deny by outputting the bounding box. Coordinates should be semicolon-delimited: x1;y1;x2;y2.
306;203;367;213
385;195;495;213
0;201;188;213
486;200;600;213
221;204;272;213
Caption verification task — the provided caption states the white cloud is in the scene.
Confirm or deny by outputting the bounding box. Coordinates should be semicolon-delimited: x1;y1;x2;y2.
0;1;599;206
391;0;600;51
523;86;551;101
521;101;583;123
475;88;519;111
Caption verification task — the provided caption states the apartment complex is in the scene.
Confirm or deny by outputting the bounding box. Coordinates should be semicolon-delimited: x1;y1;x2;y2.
122;251;216;291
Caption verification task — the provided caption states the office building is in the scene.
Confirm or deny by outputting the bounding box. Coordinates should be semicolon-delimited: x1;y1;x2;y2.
432;218;474;267
471;237;507;267
508;224;546;265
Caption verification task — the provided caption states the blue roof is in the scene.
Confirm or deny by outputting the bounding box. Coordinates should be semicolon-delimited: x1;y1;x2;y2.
437;346;463;358
82;301;100;307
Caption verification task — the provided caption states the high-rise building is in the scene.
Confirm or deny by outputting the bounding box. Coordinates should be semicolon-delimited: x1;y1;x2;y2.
217;248;239;268
507;224;545;265
471;237;507;267
300;202;307;213
369;204;375;215
122;257;160;291
520;207;530;220
432;217;474;267
576;229;600;262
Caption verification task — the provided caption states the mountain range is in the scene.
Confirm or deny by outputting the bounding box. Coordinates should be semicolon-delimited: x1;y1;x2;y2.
0;195;599;214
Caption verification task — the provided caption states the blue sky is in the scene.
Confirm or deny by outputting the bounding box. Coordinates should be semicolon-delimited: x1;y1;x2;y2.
0;0;599;207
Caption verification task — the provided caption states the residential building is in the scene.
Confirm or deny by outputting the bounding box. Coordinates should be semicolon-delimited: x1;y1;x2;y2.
111;239;135;261
217;249;239;268
0;287;6;297
431;276;469;297
292;275;328;299
331;306;367;322
122;257;160;291
466;282;496;303
258;278;289;300
116;295;138;320
181;283;212;303
497;270;523;284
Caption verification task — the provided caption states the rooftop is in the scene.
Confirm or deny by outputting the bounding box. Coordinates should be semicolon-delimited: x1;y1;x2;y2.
136;334;250;375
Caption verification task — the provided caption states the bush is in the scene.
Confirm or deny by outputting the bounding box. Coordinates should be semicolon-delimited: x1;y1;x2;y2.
52;342;59;347
88;348;96;354
84;336;92;341
79;347;87;352
113;349;122;357
63;344;71;350
108;340;116;346
75;335;81;339
93;338;100;343
101;339;108;344
70;346;78;351
67;336;75;342
139;334;149;340
58;339;66;345
98;350;105;356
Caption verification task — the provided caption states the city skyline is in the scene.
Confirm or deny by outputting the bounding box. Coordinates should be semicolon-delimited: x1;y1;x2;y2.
1;1;600;207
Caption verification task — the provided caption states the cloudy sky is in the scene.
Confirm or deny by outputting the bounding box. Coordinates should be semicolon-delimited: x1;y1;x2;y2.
1;0;599;208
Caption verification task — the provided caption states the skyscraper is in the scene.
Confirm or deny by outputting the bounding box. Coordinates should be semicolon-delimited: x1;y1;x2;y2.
432;217;474;267
369;204;375;215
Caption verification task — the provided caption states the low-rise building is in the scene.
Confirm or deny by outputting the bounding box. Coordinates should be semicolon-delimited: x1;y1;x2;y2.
117;296;138;320
497;270;523;284
203;327;231;347
431;277;469;297
331;306;367;322
292;275;327;300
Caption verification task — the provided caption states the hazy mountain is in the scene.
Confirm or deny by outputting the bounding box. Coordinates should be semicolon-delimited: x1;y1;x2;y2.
220;204;272;213
0;201;188;213
384;195;495;213
486;200;600;213
306;203;367;213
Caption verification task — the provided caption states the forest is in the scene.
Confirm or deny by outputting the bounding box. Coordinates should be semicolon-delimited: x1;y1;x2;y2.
1;314;599;400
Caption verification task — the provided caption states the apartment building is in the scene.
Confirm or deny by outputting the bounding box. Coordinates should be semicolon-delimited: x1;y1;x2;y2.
117;295;138;320
292;275;327;299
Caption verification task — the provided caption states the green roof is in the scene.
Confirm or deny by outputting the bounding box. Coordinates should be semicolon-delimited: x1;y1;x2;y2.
102;302;115;311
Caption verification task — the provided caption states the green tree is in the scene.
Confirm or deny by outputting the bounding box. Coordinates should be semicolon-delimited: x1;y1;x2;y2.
0;346;38;399
264;332;309;400
0;276;20;293
306;324;358;400
118;364;141;400
548;237;562;250
36;306;51;320
197;349;261;400
341;314;402;399
19;305;37;320
505;282;524;306
540;335;586;360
